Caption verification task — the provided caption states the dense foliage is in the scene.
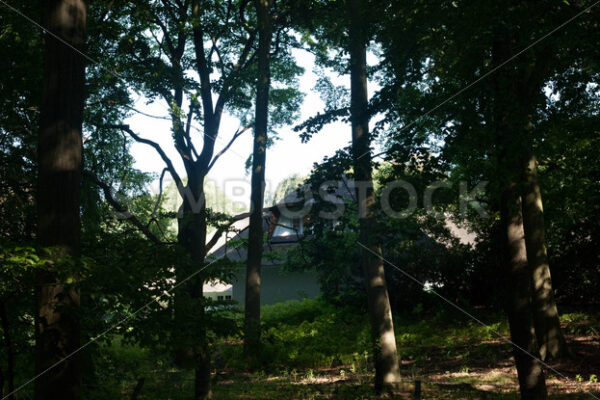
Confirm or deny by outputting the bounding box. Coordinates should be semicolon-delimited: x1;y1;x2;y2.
1;0;599;398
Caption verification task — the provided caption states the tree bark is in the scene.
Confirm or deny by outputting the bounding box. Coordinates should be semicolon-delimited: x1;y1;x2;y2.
492;32;548;399
176;176;212;399
35;1;87;399
129;377;145;400
348;0;401;394
500;183;548;400
0;301;15;400
243;0;273;361
521;154;567;361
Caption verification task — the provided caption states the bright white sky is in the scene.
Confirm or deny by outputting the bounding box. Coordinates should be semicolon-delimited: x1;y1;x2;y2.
127;48;379;207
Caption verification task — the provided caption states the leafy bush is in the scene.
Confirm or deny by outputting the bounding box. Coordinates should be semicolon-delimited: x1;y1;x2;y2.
561;312;600;335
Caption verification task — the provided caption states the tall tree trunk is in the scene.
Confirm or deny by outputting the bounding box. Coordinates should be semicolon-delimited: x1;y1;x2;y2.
492;34;548;399
243;0;273;361
0;301;15;400
522;154;567;360
348;0;401;394
176;177;212;399
500;183;548;400
35;1;87;399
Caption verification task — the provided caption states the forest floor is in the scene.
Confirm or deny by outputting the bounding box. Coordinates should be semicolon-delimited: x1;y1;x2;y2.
207;334;600;399
86;299;600;400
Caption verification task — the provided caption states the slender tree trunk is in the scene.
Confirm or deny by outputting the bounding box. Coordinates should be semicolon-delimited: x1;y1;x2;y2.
348;0;401;393
244;0;273;361
35;1;87;399
0;301;15;400
129;378;145;400
522;154;567;360
492;33;548;399
500;183;548;400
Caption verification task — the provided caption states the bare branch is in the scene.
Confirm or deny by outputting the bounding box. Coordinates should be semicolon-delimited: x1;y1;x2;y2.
122;104;171;121
191;0;256;170
106;124;185;196
192;0;215;124
214;28;257;124
83;170;172;245
270;27;285;57
184;102;199;160
225;0;233;22
154;16;176;55
205;212;251;253
149;28;169;58
207;125;251;172
151;168;169;219
209;34;225;74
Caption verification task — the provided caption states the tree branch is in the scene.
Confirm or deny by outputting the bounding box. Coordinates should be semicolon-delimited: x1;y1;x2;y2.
184;102;199;160
154;15;176;56
151;168;169;219
238;0;253;32
214;28;257;120
83;170;172;245
205;212;251;253
207;125;251;172
209;34;225;75
270;26;285;57
192;0;215;125
106;124;185;197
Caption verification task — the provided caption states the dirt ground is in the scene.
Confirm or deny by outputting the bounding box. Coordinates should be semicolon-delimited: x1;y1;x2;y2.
211;333;600;399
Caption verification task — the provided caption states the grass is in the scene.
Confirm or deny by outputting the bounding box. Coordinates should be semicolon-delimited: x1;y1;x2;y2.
85;298;600;399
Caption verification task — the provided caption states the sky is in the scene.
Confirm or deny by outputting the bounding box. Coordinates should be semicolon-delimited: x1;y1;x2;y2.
127;48;378;208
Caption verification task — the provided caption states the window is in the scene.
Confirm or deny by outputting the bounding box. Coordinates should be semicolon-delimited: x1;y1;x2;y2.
225;295;231;300
217;295;224;301
272;215;305;238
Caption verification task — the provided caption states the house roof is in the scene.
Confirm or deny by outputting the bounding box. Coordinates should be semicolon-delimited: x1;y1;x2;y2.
206;178;353;262
206;177;477;262
207;211;303;264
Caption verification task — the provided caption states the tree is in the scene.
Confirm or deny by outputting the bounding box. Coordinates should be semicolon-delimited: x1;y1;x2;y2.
244;0;274;359
270;174;307;205
35;1;88;399
291;0;403;392
373;0;600;393
87;1;301;396
347;0;401;393
96;2;260;396
492;33;547;398
522;154;567;361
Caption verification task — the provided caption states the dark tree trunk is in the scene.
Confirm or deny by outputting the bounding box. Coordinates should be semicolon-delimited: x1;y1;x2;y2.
176;177;212;400
348;0;401;394
492;31;548;399
500;183;548;400
522;154;567;360
0;301;15;400
243;0;273;361
129;378;145;400
35;1;87;399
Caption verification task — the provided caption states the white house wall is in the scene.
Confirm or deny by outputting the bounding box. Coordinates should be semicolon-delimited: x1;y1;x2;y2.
231;265;321;307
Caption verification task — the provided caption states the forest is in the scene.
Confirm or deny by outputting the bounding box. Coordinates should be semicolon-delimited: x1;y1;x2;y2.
1;0;599;399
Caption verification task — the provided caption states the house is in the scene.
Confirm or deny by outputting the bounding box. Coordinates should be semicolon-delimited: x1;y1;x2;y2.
203;185;327;306
203;177;476;306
